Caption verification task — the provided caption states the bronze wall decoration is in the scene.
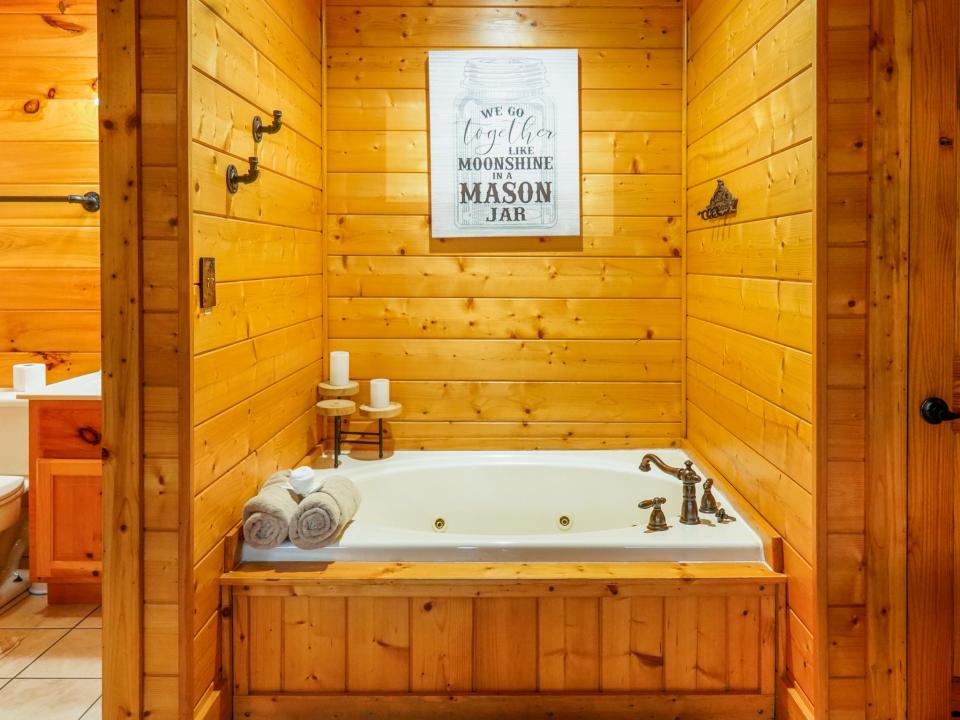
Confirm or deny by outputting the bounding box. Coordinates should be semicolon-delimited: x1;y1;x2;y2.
697;179;738;220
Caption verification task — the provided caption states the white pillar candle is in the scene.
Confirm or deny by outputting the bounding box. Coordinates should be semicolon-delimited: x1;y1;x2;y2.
370;378;390;409
330;351;350;386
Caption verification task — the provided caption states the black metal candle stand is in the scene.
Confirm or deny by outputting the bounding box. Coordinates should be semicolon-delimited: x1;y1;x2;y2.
316;381;402;469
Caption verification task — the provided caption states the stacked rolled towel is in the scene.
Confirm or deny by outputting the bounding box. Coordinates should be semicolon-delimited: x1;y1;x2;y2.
242;471;301;549
289;474;361;549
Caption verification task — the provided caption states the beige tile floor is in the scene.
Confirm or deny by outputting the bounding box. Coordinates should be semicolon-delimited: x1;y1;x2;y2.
0;594;101;720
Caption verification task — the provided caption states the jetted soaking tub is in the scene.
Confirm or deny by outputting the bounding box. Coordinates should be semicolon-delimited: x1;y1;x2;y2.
227;449;782;718
242;448;765;563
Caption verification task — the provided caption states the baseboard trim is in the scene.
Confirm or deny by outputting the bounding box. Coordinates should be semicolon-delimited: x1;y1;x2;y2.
234;692;774;719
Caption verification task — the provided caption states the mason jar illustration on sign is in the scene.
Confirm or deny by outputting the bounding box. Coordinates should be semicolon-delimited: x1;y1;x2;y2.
455;57;557;229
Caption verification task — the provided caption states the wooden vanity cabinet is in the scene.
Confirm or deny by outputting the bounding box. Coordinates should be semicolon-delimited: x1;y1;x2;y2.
28;399;103;604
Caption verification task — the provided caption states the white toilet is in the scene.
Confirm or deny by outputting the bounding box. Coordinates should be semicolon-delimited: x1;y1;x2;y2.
0;391;30;607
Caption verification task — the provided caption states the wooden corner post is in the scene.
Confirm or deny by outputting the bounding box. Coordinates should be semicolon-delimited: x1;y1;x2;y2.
98;0;144;718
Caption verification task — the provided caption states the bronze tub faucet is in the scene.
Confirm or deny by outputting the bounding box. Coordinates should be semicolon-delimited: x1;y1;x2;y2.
639;454;702;526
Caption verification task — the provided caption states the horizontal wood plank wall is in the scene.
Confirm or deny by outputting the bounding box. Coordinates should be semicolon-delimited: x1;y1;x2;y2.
684;0;817;714
189;0;325;715
823;3;869;718
0;2;101;385
325;0;685;448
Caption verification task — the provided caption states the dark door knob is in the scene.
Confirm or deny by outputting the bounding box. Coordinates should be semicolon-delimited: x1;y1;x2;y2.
920;397;960;424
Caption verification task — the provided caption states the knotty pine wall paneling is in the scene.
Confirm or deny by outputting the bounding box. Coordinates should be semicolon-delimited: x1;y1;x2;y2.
864;2;909;719
0;2;100;385
99;1;143;718
684;0;817;715
140;0;190;717
822;3;869;718
189;0;325;716
99;0;191;717
90;3;923;719
325;0;685;448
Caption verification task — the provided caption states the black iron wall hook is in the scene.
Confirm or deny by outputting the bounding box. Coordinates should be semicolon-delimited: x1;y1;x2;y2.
226;157;259;193
253;110;282;143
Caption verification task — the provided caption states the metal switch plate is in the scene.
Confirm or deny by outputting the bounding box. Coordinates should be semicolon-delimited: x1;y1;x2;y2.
199;257;216;310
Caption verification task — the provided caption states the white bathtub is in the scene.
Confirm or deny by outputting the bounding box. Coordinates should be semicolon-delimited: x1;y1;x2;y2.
242;449;766;563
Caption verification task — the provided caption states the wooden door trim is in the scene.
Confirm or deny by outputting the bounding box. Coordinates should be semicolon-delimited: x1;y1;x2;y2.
865;1;911;718
98;0;144;717
904;0;958;716
177;0;195;715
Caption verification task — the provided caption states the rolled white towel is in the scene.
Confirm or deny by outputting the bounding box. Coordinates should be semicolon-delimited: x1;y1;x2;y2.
289;475;361;549
242;471;300;549
288;465;322;496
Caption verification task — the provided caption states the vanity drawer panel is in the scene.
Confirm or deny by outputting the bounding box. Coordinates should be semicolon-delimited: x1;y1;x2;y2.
30;400;102;459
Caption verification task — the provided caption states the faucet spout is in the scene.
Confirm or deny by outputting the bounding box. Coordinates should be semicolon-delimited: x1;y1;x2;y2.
639;453;683;478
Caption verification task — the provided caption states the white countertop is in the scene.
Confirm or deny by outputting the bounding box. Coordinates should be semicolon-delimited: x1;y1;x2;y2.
0;391;26;409
15;370;102;401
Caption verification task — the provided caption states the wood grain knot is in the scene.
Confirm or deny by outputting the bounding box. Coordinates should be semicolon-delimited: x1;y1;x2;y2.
41;15;85;33
630;651;664;667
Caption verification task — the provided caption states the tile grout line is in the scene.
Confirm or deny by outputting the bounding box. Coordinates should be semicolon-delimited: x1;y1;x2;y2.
13;627;102;680
77;695;102;720
76;605;103;630
0;596;98;631
0;627;68;678
78;605;101;623
0;597;103;719
9;602;89;679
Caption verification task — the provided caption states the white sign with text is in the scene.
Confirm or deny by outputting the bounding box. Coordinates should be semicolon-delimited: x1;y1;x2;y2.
428;49;581;238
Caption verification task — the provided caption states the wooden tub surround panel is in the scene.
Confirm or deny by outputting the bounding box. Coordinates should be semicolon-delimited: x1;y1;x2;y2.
224;562;783;720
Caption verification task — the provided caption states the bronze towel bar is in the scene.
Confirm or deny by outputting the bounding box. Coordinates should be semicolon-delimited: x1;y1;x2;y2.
0;192;100;212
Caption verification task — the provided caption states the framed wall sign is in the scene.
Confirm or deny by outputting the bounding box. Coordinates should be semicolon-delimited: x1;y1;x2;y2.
427;49;581;238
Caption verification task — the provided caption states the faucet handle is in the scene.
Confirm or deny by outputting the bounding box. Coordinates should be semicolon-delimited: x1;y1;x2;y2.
678;460;702;485
715;506;736;523
639;497;669;532
699;477;718;514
